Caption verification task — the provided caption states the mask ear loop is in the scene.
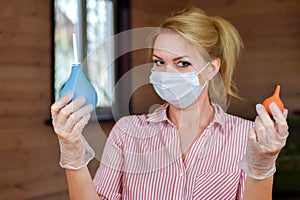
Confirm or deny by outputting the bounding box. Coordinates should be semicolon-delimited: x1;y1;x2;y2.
196;61;228;111
196;61;211;75
195;61;211;89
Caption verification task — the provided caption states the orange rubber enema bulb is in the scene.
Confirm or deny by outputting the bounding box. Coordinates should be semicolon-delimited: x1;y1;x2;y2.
262;85;285;115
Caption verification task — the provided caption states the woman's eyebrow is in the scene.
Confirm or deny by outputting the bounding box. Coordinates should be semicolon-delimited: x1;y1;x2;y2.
152;54;191;61
152;54;163;60
173;56;190;61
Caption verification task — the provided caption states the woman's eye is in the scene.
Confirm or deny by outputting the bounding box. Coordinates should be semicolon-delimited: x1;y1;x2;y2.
154;60;165;66
177;61;191;67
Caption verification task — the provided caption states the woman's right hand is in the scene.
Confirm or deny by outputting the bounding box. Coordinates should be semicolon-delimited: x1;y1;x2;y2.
51;92;95;170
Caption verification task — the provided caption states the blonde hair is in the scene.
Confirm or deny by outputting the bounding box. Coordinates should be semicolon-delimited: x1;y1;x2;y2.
158;7;243;100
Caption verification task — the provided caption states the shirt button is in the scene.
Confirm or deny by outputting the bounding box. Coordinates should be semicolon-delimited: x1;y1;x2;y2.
180;172;184;176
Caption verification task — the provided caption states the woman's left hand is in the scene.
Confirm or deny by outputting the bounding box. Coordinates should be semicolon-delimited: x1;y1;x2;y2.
239;102;289;180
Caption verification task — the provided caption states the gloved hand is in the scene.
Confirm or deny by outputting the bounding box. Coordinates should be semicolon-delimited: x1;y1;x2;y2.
51;92;95;170
239;102;289;180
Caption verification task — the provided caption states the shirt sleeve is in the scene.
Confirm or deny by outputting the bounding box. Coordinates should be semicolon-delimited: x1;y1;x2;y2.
93;117;127;199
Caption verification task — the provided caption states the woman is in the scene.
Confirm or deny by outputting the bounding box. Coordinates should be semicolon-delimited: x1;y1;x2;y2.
51;7;289;199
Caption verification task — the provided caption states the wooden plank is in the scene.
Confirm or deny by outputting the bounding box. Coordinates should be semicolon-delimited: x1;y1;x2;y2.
0;172;68;200
131;0;300;26
0;46;50;65
0;31;51;49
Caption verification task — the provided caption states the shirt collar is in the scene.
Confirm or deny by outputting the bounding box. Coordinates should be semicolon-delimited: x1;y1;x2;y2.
146;103;226;131
146;103;169;123
210;103;226;132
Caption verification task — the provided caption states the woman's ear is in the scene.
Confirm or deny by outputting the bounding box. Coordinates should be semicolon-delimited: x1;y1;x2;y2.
206;58;221;80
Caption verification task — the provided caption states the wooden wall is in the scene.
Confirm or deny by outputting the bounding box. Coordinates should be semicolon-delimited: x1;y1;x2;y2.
0;1;113;199
0;0;299;199
0;0;59;199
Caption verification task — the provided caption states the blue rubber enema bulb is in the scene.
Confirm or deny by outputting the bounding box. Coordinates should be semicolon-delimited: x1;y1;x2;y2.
59;64;98;110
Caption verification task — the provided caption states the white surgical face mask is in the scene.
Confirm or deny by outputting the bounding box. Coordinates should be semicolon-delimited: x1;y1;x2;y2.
150;62;210;109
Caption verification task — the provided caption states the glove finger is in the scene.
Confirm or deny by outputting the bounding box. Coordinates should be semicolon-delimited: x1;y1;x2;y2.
256;104;276;133
283;109;288;119
254;116;270;147
64;104;94;134
247;128;259;152
51;92;73;119
73;112;91;135
56;96;86;126
269;103;289;139
269;102;286;122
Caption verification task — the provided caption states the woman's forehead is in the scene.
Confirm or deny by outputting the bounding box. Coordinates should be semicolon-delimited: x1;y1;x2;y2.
153;33;203;60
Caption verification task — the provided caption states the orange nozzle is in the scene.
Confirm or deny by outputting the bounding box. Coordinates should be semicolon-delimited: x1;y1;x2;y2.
262;85;284;115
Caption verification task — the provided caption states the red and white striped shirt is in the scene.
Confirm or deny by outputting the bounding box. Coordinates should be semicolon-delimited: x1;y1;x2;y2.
93;103;253;199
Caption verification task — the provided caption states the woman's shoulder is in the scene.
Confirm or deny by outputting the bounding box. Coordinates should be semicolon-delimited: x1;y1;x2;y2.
106;114;148;150
114;113;149;128
109;113;153;139
222;112;254;135
115;103;169;127
225;112;253;122
213;103;254;129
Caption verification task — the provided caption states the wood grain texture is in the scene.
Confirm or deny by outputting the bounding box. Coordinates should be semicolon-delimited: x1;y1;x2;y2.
0;1;106;199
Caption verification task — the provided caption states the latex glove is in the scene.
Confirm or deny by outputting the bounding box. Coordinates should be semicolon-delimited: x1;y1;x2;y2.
51;92;95;170
239;102;289;180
